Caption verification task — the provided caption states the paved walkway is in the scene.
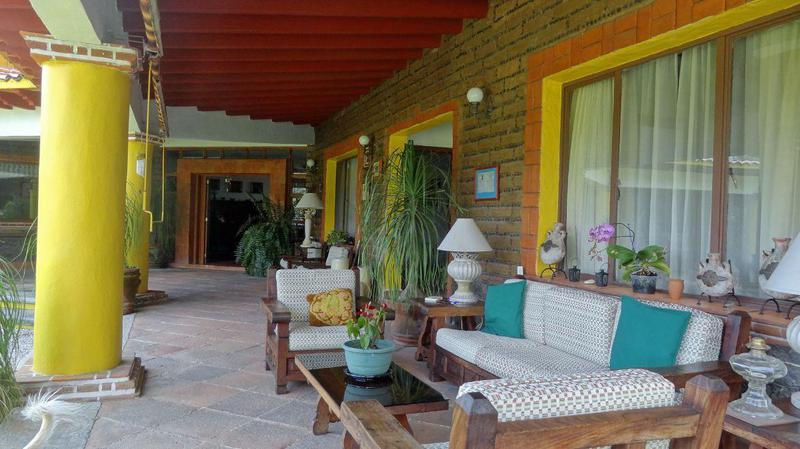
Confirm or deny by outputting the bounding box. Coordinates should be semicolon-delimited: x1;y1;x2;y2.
86;268;454;449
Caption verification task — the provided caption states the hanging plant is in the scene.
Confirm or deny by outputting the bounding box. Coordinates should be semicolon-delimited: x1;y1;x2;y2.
234;196;295;277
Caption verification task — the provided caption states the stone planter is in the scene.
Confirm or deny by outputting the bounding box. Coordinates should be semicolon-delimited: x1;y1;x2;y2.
343;339;395;377
123;267;141;315
631;274;657;294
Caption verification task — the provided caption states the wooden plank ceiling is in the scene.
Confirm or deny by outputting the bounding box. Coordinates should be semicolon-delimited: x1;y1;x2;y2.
0;0;46;110
119;0;489;125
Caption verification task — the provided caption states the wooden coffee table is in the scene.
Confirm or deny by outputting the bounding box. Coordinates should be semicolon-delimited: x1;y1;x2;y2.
722;399;800;448
295;354;449;448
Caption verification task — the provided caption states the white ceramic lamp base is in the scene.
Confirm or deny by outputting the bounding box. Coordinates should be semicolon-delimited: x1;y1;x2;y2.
301;211;314;248
447;253;482;305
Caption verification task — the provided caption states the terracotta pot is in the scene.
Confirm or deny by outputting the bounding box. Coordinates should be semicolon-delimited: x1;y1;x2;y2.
667;278;685;301
123;267;141;315
391;302;422;347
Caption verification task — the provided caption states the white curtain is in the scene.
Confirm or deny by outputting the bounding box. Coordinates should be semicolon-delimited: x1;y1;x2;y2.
726;19;800;297
618;42;716;292
565;78;614;272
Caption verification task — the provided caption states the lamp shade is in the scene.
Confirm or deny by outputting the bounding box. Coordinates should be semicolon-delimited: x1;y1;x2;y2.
438;218;492;253
765;232;800;296
296;192;323;210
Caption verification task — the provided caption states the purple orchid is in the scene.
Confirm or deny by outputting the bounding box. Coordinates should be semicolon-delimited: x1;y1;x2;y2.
588;223;616;263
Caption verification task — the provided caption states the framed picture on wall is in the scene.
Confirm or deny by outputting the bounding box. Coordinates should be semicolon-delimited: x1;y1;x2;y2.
475;166;499;200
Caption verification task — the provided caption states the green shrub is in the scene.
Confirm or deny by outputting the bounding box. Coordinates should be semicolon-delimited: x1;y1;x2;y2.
235;197;295;277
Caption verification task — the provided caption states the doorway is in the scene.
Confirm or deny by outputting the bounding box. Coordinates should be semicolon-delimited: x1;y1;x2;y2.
204;175;268;265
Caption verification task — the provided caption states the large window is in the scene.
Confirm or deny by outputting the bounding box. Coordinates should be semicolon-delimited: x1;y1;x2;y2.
334;156;358;238
564;16;800;297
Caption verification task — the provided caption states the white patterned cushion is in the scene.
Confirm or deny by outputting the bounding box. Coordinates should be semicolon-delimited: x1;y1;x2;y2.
543;286;619;366
475;342;605;379
295;352;346;369
288;321;350;351
458;369;675;421
641;300;723;364
504;279;551;344
422;443;449;449
276;269;356;321
436;328;530;364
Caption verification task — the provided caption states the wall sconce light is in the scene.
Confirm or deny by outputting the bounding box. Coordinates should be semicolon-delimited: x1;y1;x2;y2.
306;158;315;169
359;134;372;168
466;87;484;116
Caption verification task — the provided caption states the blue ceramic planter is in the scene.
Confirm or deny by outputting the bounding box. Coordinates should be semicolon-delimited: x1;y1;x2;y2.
631;274;657;294
343;339;395;376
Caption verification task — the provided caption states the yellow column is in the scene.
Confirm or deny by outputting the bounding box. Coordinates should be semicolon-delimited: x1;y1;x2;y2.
126;139;152;293
33;60;131;375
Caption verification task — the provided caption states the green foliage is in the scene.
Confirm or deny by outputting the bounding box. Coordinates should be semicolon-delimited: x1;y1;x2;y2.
326;229;350;246
123;183;142;268
607;243;670;281
358;142;459;302
234;196;295;277
0;238;30;422
346;302;387;350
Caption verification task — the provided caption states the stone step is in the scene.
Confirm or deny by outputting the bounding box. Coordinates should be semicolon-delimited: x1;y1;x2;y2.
16;356;146;402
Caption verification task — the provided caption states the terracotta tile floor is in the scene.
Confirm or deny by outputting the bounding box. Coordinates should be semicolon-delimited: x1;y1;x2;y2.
86;268;455;449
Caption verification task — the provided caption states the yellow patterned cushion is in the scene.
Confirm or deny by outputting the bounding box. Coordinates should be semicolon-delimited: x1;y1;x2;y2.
306;288;353;326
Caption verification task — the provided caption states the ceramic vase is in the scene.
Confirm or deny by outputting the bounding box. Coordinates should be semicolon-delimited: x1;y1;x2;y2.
697;253;734;297
631;274;657;294
667;278;684;301
343;339;395;377
540;222;566;266
759;237;793;300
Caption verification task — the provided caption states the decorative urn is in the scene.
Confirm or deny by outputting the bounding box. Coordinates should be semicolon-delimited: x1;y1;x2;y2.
539;222;566;266
728;337;788;420
696;253;734;298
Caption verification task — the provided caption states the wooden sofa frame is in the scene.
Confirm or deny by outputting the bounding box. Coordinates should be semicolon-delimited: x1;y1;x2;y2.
261;268;393;394
430;301;751;397
341;374;730;449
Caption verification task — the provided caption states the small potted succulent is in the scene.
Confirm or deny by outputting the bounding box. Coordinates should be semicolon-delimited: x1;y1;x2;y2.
587;223;615;287
604;223;670;294
343;302;395;377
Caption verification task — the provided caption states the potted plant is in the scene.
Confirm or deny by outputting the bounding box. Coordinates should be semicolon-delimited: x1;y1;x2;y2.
588;223;615;287
122;189;141;315
326;229;351;269
358;143;458;345
235;196;295;277
343;302;395;377
605;224;670;294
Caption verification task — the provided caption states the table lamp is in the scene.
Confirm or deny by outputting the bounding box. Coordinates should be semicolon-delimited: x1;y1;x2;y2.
438;218;493;304
766;232;800;408
296;193;323;248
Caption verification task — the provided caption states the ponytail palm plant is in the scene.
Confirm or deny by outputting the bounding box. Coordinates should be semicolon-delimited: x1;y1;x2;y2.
359;142;457;303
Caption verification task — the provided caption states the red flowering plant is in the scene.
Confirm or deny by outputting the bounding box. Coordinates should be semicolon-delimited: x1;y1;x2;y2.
346;302;388;350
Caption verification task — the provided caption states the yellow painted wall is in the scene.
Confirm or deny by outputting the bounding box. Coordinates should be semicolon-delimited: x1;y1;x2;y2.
536;0;800;266
126;139;152;293
33;60;130;375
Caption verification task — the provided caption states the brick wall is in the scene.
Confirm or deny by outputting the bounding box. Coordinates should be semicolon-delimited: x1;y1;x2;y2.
314;0;653;282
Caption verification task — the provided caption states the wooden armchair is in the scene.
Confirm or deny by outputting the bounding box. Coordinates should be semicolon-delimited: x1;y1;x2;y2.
341;371;729;449
261;267;392;394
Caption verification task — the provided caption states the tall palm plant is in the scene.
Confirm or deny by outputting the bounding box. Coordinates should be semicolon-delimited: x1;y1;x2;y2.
0;256;24;422
360;142;456;302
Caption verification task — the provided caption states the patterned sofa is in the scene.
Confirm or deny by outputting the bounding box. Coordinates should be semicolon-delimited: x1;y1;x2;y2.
431;279;750;394
341;369;730;449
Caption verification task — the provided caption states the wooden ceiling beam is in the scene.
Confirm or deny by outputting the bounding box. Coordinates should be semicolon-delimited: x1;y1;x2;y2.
160;60;406;74
165;87;371;101
123;13;463;35
155;48;424;63
119;0;488;19
162;80;377;92
161;33;442;50
164;71;392;83
190;98;355;109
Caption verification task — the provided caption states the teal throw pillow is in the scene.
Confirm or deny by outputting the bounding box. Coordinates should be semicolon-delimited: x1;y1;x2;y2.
481;281;526;339
610;296;691;369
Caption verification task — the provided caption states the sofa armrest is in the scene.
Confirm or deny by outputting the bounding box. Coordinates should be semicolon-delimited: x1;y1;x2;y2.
340;400;422;449
648;361;741;390
261;297;292;323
